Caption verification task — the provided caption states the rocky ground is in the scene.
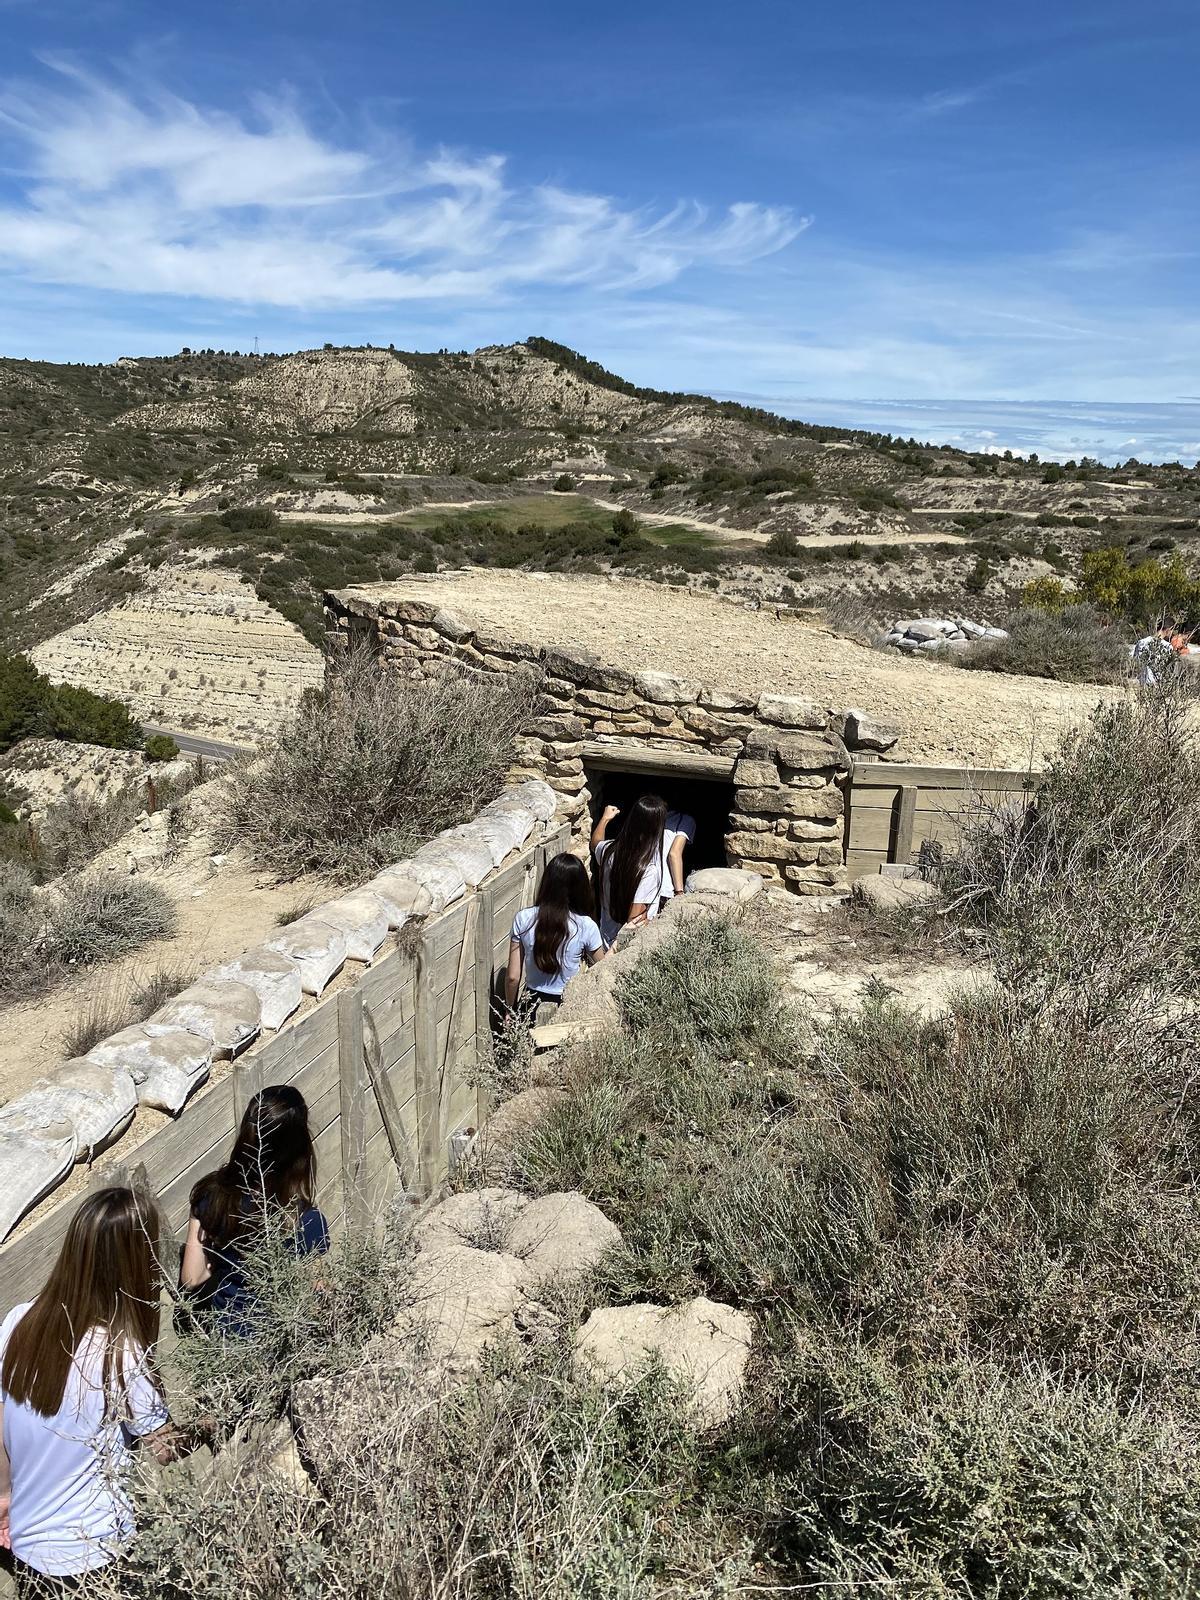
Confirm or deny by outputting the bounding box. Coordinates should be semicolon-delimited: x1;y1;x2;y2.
30;565;324;745
346;570;1114;768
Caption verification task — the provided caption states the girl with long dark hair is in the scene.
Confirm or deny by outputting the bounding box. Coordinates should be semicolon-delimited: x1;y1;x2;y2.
0;1187;184;1591
505;852;605;1019
591;792;670;947
180;1085;329;1328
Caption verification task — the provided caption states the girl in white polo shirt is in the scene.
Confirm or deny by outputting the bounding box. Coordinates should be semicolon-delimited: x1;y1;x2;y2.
592;792;674;947
0;1187;187;1594
506;852;606;1020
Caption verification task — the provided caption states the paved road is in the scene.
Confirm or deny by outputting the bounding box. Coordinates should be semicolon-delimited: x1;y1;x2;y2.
142;725;252;763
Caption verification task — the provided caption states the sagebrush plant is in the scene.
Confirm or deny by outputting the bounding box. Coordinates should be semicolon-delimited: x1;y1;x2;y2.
0;871;175;1001
217;650;539;881
956;600;1128;682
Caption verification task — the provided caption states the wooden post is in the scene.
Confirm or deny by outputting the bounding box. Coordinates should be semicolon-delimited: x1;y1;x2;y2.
413;929;441;1197
474;886;496;1124
231;1050;262;1128
338;988;368;1232
894;785;918;865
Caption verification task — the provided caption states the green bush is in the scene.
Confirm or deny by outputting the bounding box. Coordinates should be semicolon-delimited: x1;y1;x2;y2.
216;650;537;881
0;653;142;754
552;473;576;492
957;603;1127;683
144;734;180;762
42;876;175;967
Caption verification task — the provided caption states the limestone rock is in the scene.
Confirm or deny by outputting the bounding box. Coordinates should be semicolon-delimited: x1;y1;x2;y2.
842;708;902;754
507;1192;621;1288
733;785;842;820
733;759;780;788
403;1242;529;1365
299;892;389;963
415;1188;531;1253
776;732;850;772
0;1123;77;1242
634;670;700;705
575;1296;753;1427
476;1087;565;1176
266;919;347;995
684;867;765;900
210;946;303;1031
91;1023;213;1115
852;875;939;914
755;694;825;729
151;977;261;1056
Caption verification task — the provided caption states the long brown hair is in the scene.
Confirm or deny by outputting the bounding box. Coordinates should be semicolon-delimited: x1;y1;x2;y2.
190;1085;316;1251
532;853;594;977
605;793;667;927
3;1186;161;1418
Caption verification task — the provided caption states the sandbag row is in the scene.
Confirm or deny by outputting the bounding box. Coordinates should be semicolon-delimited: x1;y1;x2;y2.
0;781;556;1243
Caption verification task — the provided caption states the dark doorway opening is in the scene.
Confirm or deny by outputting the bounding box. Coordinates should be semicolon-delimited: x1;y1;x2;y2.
584;763;735;876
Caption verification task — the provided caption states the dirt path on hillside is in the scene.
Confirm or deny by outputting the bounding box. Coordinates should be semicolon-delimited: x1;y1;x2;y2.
357;570;1119;768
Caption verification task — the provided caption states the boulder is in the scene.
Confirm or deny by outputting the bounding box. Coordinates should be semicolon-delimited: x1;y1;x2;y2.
842;708;902;755
91;1023;212;1115
210;946;303;1031
755;694;825;729
151;978;261;1057
633;670;700;705
507;1192;621;1288
5;1061;137;1161
852;874;939;914
368;869;434;928
575;1296;753;1427
684;867;765;900
299;893;389;963
402;1242;530;1365
415;1188;530;1253
266;919;348;995
0;1123;77;1242
903;621;944;641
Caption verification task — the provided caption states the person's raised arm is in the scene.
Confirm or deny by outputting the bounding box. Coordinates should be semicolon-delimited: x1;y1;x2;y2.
668;832;688;894
180;1214;211;1293
591;804;620;851
504;934;524;1008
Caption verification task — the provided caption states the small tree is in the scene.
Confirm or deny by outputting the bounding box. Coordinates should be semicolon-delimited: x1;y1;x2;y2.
553;473;576;492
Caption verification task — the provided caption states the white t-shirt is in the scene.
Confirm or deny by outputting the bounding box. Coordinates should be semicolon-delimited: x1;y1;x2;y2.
511;907;603;997
595;836;671;946
0;1302;169;1577
660;813;696;903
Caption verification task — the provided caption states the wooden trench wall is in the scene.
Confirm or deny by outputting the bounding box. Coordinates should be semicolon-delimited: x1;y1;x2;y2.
0;825;569;1322
844;760;1038;880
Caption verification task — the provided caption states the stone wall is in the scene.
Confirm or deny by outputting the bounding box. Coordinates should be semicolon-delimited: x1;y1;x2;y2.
325;590;901;896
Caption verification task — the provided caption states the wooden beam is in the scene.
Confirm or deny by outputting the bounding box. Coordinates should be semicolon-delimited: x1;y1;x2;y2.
337;987;369;1232
582;741;736;780
893;785;918;864
851;760;1040;790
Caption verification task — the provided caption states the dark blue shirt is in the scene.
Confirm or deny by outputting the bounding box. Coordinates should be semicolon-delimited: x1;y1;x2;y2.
191;1198;329;1334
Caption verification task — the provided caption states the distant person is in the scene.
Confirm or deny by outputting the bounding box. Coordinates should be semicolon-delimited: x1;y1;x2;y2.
1132;622;1177;685
660;809;697;903
0;1187;189;1592
592;793;670;947
180;1086;329;1334
505;852;606;1022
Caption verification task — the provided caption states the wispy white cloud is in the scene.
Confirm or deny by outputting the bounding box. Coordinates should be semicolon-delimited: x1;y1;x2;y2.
0;66;806;307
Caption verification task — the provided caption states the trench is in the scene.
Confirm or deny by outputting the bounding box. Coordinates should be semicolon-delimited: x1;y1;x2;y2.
583;754;736;877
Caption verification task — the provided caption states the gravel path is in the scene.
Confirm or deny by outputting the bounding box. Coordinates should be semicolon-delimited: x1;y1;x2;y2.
366;570;1118;767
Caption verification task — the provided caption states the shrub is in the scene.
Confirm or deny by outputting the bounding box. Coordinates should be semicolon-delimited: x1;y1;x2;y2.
552;473;576;492
143;734;180;762
1021;573;1071;613
42;877;175;967
0;654;142;754
764;527;800;559
217;651;537;881
957;603;1127;682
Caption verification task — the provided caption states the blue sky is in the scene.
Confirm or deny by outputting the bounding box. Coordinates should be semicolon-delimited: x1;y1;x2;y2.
0;0;1197;425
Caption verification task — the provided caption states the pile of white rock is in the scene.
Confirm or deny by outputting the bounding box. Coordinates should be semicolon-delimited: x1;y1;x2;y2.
882;617;1008;655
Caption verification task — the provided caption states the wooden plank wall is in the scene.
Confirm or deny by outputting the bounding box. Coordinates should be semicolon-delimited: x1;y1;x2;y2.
0;824;568;1320
844;762;1038;881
